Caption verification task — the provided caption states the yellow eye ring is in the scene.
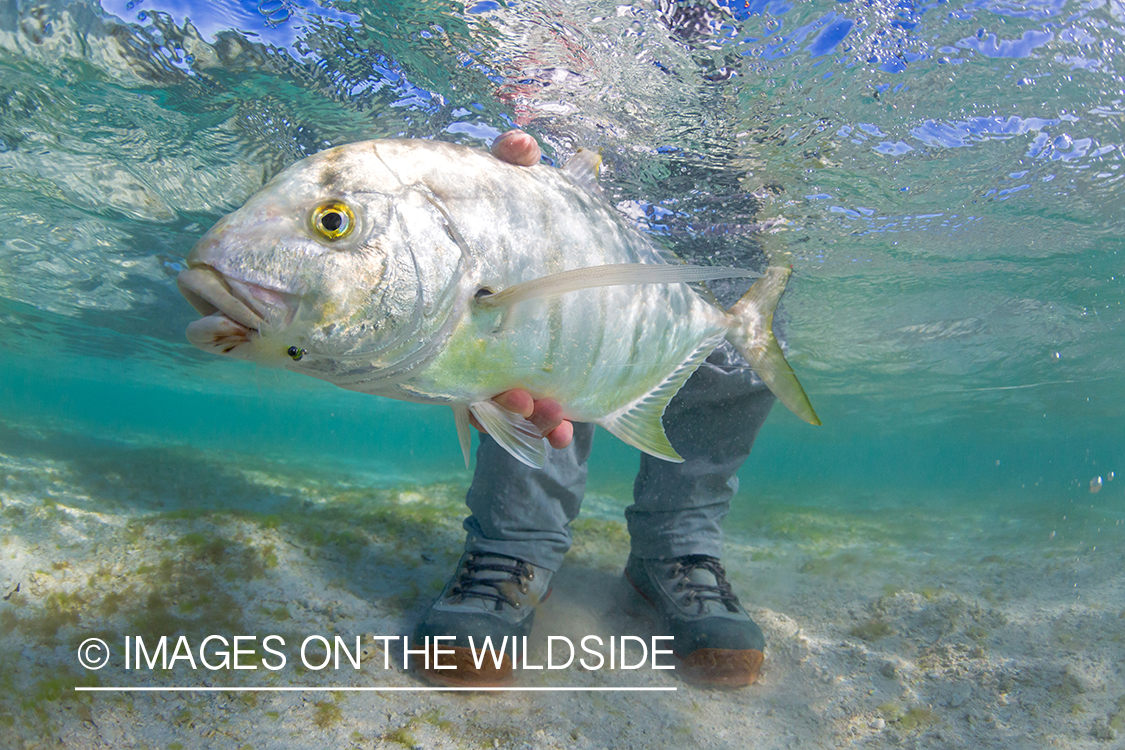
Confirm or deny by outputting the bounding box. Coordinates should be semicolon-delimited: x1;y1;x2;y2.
311;201;355;241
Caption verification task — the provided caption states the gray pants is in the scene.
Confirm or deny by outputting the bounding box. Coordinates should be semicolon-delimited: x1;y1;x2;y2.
462;342;775;571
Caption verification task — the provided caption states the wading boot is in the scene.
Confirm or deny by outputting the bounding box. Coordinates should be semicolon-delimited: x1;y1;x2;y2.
411;552;552;687
623;554;765;687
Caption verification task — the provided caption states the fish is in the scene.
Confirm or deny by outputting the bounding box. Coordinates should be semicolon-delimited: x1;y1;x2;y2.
176;139;820;468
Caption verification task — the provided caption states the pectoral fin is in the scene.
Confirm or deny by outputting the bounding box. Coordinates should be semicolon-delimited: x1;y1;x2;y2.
468;400;549;469
475;263;761;310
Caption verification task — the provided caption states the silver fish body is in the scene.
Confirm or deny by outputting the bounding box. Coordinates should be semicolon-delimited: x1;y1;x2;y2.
177;139;818;467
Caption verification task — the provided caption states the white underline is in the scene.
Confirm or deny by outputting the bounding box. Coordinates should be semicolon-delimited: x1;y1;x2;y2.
76;686;676;692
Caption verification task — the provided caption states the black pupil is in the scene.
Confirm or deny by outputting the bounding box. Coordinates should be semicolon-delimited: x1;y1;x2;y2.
321;211;343;232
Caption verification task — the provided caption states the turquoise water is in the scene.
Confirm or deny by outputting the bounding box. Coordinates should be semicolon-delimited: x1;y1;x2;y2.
0;1;1122;742
1;0;1120;500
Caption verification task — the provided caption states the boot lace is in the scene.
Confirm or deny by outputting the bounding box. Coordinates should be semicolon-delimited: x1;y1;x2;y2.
669;555;741;615
448;554;534;611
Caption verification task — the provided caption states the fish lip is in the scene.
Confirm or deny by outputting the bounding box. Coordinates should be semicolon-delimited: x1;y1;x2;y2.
176;263;269;331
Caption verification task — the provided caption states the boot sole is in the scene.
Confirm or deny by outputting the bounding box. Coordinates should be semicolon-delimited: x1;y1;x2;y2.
415;646;514;688
621;574;765;688
681;647;764;688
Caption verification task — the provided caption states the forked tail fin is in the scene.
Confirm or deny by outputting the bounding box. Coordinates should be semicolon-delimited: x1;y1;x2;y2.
725;267;821;426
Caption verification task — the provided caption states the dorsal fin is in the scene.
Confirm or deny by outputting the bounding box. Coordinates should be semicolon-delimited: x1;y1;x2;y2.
563;149;603;196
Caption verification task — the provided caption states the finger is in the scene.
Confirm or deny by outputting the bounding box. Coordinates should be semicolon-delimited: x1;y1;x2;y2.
477;390;574;452
491;130;542;167
529;397;573;450
528;397;564;435
546;420;574;450
471;390;542;433
491;389;535;418
471;409;573;449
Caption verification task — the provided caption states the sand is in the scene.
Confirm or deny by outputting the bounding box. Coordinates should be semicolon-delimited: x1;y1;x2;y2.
1;417;1123;750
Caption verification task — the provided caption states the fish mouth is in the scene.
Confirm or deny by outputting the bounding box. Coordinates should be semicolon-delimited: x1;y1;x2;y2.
177;264;271;358
177;265;265;327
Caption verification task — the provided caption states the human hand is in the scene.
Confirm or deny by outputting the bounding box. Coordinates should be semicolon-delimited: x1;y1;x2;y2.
481;129;571;449
471;390;574;450
484;131;572;451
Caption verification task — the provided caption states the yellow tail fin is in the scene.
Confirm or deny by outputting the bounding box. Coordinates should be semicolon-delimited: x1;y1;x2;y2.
725;267;821;426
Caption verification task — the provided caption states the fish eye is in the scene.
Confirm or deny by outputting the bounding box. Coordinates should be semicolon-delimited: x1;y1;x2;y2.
311;201;355;241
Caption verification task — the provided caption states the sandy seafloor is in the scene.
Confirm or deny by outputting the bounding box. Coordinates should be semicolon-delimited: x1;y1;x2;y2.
1;415;1123;750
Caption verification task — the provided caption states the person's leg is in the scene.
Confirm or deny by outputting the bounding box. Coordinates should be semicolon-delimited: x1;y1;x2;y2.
412;423;595;686
627;342;775;558
463;423;595;571
623;342;775;687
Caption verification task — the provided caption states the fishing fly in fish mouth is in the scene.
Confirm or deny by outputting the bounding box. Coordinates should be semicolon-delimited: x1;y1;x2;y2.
177;137;820;469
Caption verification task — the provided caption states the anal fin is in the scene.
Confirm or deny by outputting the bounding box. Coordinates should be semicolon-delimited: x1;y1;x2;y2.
468;400;548;469
596;333;725;463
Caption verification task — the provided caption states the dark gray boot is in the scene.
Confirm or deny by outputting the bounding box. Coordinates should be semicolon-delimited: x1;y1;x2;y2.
623;553;765;687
